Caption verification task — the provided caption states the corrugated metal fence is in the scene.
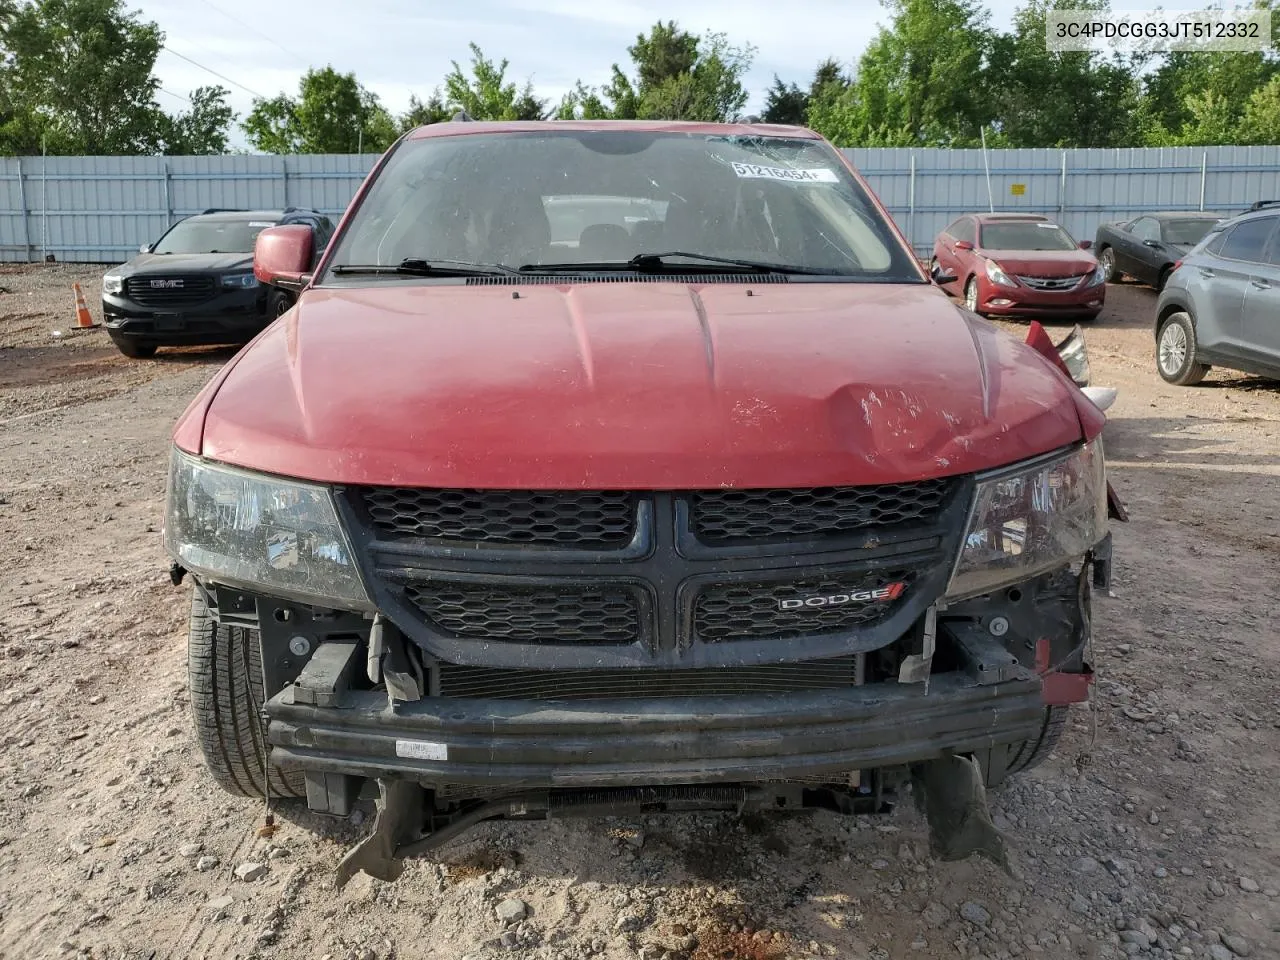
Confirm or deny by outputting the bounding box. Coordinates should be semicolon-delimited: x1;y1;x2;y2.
2;146;1278;263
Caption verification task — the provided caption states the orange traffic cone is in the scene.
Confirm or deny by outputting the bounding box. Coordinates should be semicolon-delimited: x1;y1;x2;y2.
73;283;99;329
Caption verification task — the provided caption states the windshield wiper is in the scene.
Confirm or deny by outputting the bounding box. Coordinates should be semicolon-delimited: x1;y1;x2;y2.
331;258;520;277
521;251;837;276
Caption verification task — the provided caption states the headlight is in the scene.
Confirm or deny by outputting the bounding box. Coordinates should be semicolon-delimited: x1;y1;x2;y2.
984;259;1016;287
1056;327;1091;386
1084;263;1106;288
946;440;1107;601
221;272;259;288
163;448;372;610
103;274;123;295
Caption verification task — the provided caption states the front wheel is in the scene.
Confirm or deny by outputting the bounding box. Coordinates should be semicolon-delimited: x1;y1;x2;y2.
964;277;981;314
113;339;157;359
1156;312;1209;386
979;706;1069;788
267;290;295;319
1098;246;1118;283
188;587;304;799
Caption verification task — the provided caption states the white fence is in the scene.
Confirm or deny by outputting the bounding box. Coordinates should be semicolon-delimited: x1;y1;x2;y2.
2;146;1278;262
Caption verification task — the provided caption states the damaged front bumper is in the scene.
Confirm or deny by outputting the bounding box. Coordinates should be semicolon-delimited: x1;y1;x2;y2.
266;664;1047;791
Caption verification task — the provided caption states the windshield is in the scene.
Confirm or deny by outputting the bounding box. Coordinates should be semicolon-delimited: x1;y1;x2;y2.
979;221;1077;252
1164;218;1222;245
325;131;921;280
152;217;274;255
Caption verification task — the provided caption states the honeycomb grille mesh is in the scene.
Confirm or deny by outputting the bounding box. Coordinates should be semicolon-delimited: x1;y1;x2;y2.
690;481;953;543
403;583;641;645
360;488;637;546
694;573;912;642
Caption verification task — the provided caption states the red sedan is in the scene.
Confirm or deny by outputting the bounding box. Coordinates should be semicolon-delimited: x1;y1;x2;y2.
931;213;1106;320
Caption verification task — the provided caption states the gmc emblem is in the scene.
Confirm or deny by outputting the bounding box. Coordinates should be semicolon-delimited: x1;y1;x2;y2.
150;278;184;288
779;581;906;611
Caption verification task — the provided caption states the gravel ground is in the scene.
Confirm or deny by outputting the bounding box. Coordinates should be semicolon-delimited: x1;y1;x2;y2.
0;264;1277;960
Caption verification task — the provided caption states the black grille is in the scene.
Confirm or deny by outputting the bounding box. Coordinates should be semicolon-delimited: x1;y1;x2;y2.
690;481;954;544
694;573;912;642
360;489;637;546
437;656;860;699
124;276;217;306
404;583;641;645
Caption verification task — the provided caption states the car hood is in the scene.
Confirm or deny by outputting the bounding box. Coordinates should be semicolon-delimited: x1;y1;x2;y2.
979;249;1098;277
111;252;254;275
194;281;1093;488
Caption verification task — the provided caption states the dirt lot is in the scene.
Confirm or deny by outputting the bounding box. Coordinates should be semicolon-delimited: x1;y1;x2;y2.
0;263;1277;960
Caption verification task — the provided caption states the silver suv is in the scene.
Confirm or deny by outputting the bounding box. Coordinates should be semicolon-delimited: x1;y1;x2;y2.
1154;204;1280;385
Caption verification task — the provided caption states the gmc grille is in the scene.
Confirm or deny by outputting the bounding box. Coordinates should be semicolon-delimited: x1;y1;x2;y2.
124;276;218;306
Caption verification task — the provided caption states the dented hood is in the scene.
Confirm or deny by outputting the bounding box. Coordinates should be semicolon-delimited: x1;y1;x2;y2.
196;281;1091;488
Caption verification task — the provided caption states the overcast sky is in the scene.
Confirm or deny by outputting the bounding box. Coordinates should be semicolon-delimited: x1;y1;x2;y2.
141;0;1211;148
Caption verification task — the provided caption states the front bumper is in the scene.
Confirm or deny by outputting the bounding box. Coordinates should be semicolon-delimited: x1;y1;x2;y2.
267;670;1045;789
102;289;270;345
978;278;1105;317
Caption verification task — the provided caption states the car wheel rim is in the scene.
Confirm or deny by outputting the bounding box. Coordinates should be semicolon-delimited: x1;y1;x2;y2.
1159;324;1187;375
965;281;977;311
1100;249;1114;279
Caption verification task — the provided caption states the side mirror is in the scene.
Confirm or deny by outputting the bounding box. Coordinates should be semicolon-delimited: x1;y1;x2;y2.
1078;240;1092;250
1142;239;1162;248
139;243;152;254
954;240;974;251
254;224;315;291
930;264;957;285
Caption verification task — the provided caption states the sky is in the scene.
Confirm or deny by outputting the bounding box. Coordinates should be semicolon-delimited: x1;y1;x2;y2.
140;0;1214;148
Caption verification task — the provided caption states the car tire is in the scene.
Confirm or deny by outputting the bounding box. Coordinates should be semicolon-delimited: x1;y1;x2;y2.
1156;312;1209;386
979;706;1069;788
267;289;295;319
113;340;157;359
188;587;305;800
964;277;981;314
1098;246;1119;283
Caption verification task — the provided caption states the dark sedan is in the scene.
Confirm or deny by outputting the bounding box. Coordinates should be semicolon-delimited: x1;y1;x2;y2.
1093;211;1223;290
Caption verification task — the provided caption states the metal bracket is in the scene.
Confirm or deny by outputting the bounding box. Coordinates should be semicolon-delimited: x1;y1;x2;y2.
290;642;359;708
335;779;424;889
949;624;1027;685
898;605;937;686
1090;533;1114;590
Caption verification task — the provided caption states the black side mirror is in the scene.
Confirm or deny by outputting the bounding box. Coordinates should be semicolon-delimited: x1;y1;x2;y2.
931;265;957;285
1143;239;1162;248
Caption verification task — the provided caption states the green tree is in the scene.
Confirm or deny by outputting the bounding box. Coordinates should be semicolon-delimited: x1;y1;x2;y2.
761;76;808;125
986;0;1140;148
563;21;754;122
0;0;167;154
160;85;235;155
243;66;397;153
443;43;546;120
401;89;451;131
1239;75;1280;143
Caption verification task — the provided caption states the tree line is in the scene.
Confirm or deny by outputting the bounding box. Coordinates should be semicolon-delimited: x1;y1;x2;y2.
2;0;1278;157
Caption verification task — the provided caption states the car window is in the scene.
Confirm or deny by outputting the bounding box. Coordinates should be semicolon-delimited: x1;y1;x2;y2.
1163;218;1222;246
1202;229;1229;256
1218;217;1278;264
1130;218;1160;242
944;218;974;244
325;131;921;280
978;221;1077;251
151;217;272;255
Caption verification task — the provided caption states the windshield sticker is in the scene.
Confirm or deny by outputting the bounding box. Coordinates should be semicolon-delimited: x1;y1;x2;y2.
730;161;838;184
248;221;274;227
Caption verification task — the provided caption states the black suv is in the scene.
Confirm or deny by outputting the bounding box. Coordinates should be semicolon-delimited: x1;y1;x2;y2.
101;208;335;358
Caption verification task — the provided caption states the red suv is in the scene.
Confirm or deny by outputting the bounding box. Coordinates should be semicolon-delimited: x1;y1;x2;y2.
164;121;1115;883
932;213;1106;320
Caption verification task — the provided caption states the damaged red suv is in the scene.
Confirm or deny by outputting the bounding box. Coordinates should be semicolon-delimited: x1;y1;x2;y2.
164;120;1116;884
931;213;1106;320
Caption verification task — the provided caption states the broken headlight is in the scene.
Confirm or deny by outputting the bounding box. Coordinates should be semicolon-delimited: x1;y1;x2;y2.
946;439;1107;602
163;448;372;610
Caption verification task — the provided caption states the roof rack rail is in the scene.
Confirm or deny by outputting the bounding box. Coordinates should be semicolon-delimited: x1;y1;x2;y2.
1247;200;1280;211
